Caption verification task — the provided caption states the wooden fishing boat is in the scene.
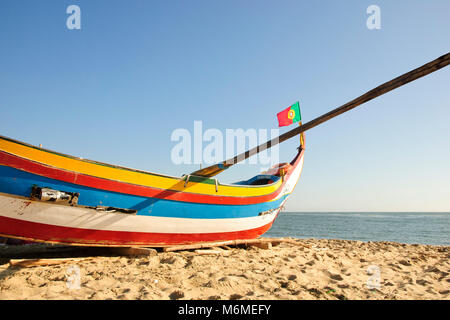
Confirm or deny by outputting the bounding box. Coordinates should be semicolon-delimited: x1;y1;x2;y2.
0;135;304;246
0;52;448;247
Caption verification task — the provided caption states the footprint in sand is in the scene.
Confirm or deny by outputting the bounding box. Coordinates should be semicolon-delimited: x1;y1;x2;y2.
160;257;177;264
398;260;412;266
305;260;315;266
329;273;344;281
415;279;431;286
169;290;185;300
159;256;187;268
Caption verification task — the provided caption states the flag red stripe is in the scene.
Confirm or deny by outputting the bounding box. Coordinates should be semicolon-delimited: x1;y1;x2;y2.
277;106;293;127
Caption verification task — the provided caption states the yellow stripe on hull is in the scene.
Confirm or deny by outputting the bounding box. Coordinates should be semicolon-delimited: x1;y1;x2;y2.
0;137;281;197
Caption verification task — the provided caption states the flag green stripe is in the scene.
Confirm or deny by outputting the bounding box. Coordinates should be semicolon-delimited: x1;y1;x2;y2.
290;101;301;123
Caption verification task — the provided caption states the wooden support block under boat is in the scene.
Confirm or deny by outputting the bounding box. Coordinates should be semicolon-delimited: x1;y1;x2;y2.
5;247;157;267
9;257;94;268
162;238;310;252
248;242;272;250
110;247;157;257
193;249;230;255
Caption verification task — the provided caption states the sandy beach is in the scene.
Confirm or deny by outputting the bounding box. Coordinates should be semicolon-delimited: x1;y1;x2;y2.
0;238;448;300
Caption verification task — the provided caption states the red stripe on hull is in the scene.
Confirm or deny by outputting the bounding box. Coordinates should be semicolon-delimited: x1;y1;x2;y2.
0;151;284;205
0;215;275;246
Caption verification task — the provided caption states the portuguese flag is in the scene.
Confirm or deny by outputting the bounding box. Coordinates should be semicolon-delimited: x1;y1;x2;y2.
277;101;301;127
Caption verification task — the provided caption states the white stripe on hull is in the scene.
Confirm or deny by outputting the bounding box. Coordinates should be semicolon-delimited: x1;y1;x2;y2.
0;193;280;234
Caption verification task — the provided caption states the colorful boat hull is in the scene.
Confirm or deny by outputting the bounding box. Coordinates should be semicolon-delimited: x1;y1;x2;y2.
0;135;304;246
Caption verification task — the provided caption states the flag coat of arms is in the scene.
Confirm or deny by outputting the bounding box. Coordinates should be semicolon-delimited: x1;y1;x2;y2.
277;101;301;127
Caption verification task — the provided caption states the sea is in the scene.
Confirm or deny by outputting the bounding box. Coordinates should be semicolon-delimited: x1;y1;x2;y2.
265;212;450;246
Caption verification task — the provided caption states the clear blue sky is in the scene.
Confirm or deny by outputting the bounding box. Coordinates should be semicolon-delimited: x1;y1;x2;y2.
1;1;449;211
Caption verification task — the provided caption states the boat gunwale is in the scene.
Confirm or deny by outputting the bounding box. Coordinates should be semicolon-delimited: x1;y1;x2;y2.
0;134;196;181
0;134;299;190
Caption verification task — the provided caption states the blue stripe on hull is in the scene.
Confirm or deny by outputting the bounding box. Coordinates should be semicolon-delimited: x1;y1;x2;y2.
0;165;287;219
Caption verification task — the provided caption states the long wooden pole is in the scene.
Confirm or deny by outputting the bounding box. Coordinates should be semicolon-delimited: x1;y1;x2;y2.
192;52;450;177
